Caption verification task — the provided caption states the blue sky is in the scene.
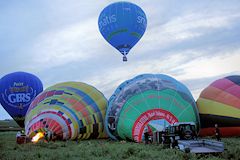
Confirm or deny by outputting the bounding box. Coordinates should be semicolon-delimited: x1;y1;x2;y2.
1;0;240;120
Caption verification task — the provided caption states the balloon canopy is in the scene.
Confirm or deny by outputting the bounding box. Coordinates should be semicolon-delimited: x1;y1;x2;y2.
98;1;147;61
25;82;108;140
197;75;240;137
105;74;200;142
0;72;43;127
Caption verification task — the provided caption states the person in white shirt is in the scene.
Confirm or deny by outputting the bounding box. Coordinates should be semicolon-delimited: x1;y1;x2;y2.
16;131;21;138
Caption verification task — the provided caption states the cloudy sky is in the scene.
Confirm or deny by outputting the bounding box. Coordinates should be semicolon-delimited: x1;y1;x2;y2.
0;0;240;120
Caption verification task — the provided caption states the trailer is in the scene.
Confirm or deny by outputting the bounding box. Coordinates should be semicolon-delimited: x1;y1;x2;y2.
152;122;224;153
178;139;224;153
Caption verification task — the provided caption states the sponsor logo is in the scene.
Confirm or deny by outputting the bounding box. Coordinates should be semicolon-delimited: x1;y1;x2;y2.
132;109;178;142
8;93;31;103
137;16;147;27
99;15;117;31
1;82;36;108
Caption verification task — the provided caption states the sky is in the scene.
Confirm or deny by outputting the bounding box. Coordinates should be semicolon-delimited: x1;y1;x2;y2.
0;0;240;120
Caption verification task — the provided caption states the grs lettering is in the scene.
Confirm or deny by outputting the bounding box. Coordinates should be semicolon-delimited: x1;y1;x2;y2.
8;93;31;103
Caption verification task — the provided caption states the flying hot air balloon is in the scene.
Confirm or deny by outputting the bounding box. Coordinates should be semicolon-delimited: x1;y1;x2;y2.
98;1;147;61
197;75;240;137
105;74;200;142
25;82;108;141
0;72;43;127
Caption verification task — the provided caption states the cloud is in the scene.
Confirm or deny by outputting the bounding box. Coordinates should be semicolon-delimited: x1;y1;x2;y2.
136;11;240;56
79;51;203;98
1;1;240;120
82;47;240;99
174;50;240;80
22;18;106;71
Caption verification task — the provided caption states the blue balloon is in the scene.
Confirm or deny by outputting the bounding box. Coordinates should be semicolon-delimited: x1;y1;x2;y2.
98;2;147;61
0;72;43;127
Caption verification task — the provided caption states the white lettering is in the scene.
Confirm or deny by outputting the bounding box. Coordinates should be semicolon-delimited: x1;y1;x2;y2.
25;93;31;102
7;93;32;103
99;15;117;30
8;94;16;103
137;16;147;27
13;82;24;86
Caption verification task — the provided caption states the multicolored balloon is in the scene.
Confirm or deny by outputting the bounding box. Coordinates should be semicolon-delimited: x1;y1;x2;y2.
25;82;108;140
197;75;240;137
98;1;147;61
0;72;43;127
105;74;200;142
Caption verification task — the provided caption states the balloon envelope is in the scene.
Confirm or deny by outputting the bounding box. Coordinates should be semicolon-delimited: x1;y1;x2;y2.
197;75;240;137
0;72;43;127
25;82;108;140
105;74;200;142
98;1;147;61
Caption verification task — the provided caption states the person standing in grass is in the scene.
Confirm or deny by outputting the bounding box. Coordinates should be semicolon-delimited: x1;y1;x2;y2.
16;131;21;138
215;124;221;141
144;125;149;144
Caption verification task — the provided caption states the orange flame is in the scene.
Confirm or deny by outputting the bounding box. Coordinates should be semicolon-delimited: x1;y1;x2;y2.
32;132;44;143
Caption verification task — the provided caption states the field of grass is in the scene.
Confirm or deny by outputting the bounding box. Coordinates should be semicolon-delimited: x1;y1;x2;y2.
0;132;239;160
0;120;19;127
0;120;21;131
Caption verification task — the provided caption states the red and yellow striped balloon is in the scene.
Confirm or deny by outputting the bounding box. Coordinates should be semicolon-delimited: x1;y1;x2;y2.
197;75;240;137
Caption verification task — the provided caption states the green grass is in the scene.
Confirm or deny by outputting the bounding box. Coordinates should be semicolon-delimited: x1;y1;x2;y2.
0;132;239;160
0;120;20;128
0;120;21;131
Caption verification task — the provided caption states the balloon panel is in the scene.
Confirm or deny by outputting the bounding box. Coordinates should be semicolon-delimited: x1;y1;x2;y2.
0;72;43;127
98;1;147;55
106;74;199;142
197;75;240;137
25;82;107;140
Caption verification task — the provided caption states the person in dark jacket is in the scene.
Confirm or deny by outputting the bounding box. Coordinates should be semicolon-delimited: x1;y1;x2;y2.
215;124;221;141
144;126;149;144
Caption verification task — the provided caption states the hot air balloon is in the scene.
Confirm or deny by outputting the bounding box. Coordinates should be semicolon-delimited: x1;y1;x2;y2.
0;72;43;128
105;74;200;142
98;1;147;61
197;75;240;137
25;82;108;141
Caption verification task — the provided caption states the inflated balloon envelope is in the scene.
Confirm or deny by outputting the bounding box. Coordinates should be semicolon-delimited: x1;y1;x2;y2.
197;75;240;137
98;1;147;61
0;72;43;128
105;74;200;142
25;82;108;140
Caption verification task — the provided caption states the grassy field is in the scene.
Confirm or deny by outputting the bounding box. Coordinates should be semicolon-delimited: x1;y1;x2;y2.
0;132;239;160
0;120;21;131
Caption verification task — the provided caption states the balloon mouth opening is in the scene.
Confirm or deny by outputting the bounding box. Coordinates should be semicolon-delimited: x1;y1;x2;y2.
32;132;44;143
132;109;179;142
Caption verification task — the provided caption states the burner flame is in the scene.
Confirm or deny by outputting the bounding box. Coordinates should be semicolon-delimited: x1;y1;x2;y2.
31;132;44;143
